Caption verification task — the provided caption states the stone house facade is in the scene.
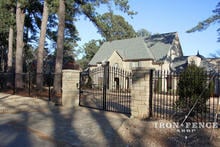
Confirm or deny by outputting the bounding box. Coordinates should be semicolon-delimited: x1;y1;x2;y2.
88;32;184;93
88;32;220;95
89;32;183;71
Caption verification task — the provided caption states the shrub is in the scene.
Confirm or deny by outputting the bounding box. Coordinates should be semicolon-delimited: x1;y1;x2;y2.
176;64;210;114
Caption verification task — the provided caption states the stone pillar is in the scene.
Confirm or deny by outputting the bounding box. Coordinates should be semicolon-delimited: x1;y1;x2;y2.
131;68;153;119
62;70;80;108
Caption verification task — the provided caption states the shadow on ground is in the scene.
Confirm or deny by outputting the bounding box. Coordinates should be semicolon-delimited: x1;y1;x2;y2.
0;93;219;147
0;93;128;146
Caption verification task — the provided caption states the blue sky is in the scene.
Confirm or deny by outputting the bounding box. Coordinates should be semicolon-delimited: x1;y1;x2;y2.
75;0;219;58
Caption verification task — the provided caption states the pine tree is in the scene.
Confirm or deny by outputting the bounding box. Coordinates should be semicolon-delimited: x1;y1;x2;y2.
187;1;220;42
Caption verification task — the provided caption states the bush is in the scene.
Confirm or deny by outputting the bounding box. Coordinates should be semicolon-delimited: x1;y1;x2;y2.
176;64;210;114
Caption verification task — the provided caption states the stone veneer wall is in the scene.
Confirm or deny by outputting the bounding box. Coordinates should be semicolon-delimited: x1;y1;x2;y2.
62;70;80;107
131;68;153;119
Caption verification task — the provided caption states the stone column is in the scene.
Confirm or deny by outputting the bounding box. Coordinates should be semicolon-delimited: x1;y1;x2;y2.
131;68;153;119
62;70;80;108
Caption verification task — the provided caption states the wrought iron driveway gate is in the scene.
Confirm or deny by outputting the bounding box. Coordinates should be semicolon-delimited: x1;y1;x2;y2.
79;64;132;114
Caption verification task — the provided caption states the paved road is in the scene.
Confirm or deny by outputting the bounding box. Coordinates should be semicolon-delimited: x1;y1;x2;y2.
0;109;128;147
0;93;128;146
0;119;55;147
0;93;219;147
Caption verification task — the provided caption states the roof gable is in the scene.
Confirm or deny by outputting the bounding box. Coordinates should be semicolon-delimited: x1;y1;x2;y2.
146;33;176;61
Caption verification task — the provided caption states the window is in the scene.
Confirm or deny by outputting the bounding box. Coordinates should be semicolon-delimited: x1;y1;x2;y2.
126;77;130;89
114;77;119;90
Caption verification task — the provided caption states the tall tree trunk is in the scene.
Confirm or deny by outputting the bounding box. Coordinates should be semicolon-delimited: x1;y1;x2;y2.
53;0;65;104
7;26;13;72
15;2;25;88
36;1;49;90
7;26;14;88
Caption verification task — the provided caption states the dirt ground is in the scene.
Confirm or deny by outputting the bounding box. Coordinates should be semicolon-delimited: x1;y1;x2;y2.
117;118;220;147
0;88;61;102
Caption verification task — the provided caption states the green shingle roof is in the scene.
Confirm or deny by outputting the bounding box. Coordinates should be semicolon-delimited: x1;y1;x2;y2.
89;32;177;65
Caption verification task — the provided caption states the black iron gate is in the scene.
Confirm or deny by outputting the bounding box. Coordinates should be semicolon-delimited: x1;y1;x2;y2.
79;63;132;114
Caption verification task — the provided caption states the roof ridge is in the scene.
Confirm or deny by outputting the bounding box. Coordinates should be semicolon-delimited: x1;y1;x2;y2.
105;36;145;44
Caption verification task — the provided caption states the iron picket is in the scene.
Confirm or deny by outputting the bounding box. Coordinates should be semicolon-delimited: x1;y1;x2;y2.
151;70;220;123
79;65;132;114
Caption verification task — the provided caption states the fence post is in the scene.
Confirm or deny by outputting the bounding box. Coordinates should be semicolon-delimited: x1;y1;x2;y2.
62;70;80;108
131;67;154;119
48;72;52;101
149;69;154;117
28;72;31;96
102;61;109;110
13;71;15;94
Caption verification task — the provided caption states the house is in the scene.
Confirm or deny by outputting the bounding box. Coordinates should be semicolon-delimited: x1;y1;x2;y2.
87;32;184;91
88;32;220;95
160;52;209;93
170;52;220;96
171;51;218;73
89;32;183;71
207;58;220;72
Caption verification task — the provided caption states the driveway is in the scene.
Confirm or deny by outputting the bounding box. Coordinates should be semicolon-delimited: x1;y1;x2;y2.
0;93;128;146
0;92;219;147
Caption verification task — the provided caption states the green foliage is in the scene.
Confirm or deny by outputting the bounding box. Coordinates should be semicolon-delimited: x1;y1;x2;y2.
84;39;102;59
77;39;103;69
62;37;79;65
113;0;137;16
136;28;151;37
176;64;210;113
0;0;16;71
0;0;15;33
96;12;136;41
0;0;136;72
78;0;136;41
187;1;220;42
47;0;59;13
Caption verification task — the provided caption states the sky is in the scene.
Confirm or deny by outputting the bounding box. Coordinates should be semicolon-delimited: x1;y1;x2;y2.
75;0;220;58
